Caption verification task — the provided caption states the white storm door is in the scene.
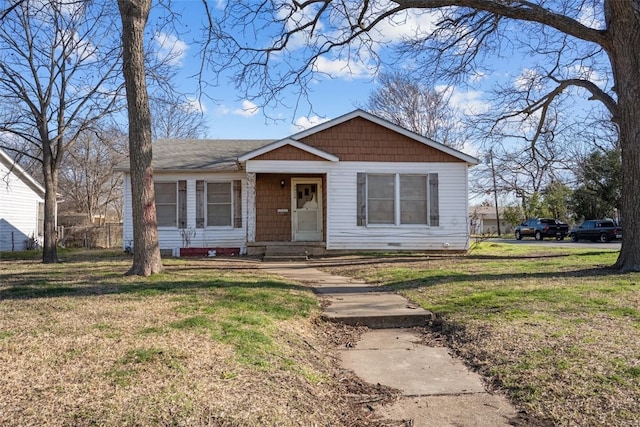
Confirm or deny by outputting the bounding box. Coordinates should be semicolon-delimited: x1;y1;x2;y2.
291;178;323;241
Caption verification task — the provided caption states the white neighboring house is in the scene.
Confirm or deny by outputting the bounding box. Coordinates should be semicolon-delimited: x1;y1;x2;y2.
0;149;46;251
121;110;479;256
469;205;515;235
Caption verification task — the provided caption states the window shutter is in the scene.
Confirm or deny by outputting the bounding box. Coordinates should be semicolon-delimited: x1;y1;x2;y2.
233;180;242;228
356;173;366;226
429;173;439;226
178;180;187;228
195;181;204;228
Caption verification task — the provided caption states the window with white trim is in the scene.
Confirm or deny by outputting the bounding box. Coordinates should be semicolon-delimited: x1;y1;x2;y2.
196;180;242;228
154;181;186;227
357;173;439;226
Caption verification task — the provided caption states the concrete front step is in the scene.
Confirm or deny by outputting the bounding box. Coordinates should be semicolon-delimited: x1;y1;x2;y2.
320;292;434;329
262;243;324;261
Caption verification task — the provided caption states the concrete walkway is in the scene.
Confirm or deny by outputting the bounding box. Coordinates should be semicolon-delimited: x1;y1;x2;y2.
262;262;520;427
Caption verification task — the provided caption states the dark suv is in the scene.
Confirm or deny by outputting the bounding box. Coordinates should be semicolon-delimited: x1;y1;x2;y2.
569;220;622;243
515;218;570;241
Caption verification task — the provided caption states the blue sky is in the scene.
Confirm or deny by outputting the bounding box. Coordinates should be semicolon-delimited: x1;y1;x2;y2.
147;0;606;156
147;1;497;144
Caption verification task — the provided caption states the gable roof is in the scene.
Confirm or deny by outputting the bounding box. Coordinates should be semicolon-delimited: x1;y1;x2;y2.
238;138;339;162
289;109;479;165
0;148;45;198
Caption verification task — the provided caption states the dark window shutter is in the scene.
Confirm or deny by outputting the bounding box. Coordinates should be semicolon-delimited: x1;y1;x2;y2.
429;173;439;226
357;173;366;226
233;180;242;228
195;181;205;228
178;180;187;228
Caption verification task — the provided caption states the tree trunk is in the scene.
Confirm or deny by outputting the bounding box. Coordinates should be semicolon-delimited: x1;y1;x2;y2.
607;2;640;271
42;147;58;263
118;0;163;276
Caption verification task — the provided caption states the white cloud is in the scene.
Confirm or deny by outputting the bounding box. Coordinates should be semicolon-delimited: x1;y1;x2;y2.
312;56;375;78
186;96;207;114
437;85;490;117
461;141;480;159
373;8;439;43
566;64;607;87
514;68;544;92
233;100;260;117
469;70;487;83
292;115;329;132
153;32;188;66
577;5;604;30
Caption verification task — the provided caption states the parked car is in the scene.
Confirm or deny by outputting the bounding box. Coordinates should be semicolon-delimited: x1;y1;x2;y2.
514;218;570;241
569;219;622;243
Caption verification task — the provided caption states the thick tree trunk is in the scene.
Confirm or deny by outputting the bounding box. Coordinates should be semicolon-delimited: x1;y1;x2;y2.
42;149;58;263
607;2;640;271
118;0;163;276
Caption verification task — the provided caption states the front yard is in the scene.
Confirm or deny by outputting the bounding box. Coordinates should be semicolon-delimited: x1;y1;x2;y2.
2;244;639;425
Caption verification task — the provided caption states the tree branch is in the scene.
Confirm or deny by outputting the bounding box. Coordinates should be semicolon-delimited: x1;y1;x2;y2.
393;0;611;49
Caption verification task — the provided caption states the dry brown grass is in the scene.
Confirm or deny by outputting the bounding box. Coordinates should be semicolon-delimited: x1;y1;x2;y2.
318;243;640;426
0;251;397;426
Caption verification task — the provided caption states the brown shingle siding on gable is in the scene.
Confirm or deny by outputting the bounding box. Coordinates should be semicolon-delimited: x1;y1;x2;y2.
299;117;464;162
252;145;329;161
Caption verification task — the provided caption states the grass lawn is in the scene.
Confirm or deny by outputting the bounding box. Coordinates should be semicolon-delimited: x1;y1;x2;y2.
321;242;640;426
0;250;383;426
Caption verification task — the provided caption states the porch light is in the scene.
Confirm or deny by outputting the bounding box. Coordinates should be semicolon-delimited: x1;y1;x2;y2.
280;179;285;188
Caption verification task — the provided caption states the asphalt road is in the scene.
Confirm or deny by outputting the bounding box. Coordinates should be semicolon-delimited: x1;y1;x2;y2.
496;237;621;250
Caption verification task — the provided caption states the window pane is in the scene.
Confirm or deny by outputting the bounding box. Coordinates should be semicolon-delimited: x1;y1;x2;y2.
368;175;394;199
368;200;394;224
401;200;427;224
207;182;231;226
156;205;176;227
207;204;231;226
367;174;395;224
154;183;176;204
400;175;427;224
154;183;176;227
207;182;231;203
401;175;427;199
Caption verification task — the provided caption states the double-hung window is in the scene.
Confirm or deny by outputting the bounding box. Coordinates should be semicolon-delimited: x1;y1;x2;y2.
357;173;439;226
154;181;187;227
196;180;242;228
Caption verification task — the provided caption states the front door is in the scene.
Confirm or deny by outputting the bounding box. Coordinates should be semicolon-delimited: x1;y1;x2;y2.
291;178;323;241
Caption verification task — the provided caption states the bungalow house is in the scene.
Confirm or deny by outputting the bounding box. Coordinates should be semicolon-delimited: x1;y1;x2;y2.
0;149;46;251
121;110;479;257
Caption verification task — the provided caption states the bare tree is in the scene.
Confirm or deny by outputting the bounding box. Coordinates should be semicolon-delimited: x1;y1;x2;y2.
364;72;463;149
207;1;640;271
0;0;123;263
118;0;163;276
59;126;127;223
150;92;209;139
